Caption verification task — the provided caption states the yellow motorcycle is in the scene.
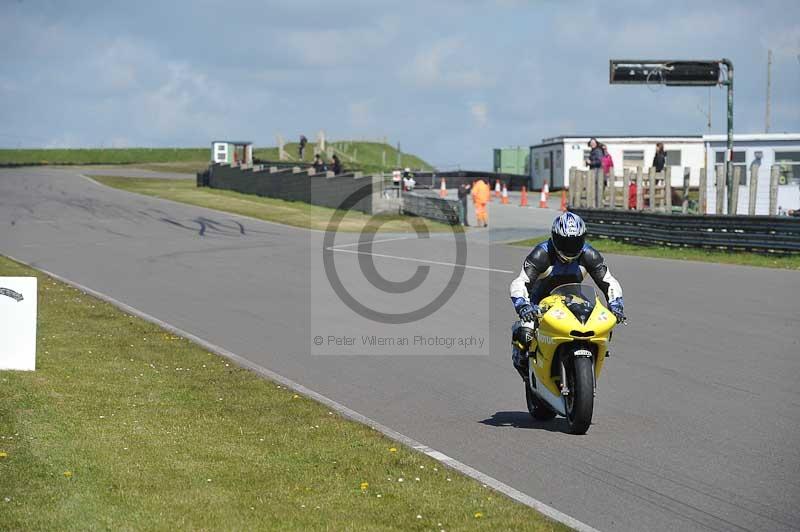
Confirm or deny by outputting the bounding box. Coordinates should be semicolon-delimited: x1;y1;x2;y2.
523;283;621;434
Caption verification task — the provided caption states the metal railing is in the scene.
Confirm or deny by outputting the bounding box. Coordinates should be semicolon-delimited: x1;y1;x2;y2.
571;208;800;253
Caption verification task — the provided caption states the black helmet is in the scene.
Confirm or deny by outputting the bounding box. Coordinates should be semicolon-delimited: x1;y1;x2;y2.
551;212;586;262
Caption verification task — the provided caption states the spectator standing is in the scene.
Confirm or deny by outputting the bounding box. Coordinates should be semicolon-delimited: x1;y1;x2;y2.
585;138;603;170
298;135;308;160
601;144;614;186
312;154;325;173
331;154;342;175
457;182;471;226
653;142;666;172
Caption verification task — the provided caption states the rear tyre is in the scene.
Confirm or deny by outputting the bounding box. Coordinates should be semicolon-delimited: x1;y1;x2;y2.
565;356;594;434
526;382;556;421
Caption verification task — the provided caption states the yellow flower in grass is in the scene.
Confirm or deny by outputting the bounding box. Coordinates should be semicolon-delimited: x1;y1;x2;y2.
63;471;73;478
0;451;8;459
389;447;397;453
360;482;369;491
474;512;483;519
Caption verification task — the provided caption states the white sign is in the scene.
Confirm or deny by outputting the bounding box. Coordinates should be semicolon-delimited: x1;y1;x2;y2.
0;277;37;371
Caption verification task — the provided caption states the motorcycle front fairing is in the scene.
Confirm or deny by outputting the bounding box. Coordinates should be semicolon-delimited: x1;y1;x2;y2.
527;284;616;415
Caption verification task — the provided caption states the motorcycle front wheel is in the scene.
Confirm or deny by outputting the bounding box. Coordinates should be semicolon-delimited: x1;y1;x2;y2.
565;356;594;434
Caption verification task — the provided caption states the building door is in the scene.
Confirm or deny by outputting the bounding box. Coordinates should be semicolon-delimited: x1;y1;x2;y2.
548;151;554;187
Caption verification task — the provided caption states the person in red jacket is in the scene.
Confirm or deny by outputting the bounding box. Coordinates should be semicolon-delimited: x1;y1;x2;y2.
628;181;637;210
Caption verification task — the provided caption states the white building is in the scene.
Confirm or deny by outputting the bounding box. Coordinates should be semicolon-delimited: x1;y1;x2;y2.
529;133;800;213
211;140;253;165
703;133;800;214
529;135;705;190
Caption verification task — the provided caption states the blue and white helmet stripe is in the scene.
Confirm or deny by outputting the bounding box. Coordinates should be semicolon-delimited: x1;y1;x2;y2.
552;212;586;238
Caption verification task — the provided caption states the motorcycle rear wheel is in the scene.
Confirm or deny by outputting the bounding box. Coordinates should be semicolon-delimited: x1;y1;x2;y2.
565;356;594;434
525;382;556;420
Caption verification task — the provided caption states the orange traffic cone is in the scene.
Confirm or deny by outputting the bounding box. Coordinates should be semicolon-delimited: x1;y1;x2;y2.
543;180;550;201
439;177;447;198
538;187;548;208
501;183;509;204
520;186;529;207
560;189;567;212
494;179;501;198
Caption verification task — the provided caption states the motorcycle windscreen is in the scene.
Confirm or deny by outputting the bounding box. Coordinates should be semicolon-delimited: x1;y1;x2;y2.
550;283;597;324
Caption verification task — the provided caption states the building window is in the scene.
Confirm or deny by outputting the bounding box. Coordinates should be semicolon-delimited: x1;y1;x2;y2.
534;155;540;173
555;150;562;168
623;150;645;169
715;151;748;184
775;150;800;185
543;156;550;170
665;149;682;167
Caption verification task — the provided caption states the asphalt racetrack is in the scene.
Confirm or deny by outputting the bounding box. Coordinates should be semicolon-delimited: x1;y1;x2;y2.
2;167;799;531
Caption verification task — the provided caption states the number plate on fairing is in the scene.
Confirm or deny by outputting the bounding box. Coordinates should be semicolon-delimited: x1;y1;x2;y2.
574;349;592;357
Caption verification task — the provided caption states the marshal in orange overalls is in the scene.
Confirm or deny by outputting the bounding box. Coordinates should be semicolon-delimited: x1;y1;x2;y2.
472;179;491;227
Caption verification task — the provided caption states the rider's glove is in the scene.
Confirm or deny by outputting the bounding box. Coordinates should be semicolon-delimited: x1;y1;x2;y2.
513;298;540;323
609;297;625;322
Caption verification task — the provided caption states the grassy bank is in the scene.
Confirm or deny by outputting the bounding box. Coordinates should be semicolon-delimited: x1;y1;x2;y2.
0;148;208;166
0;255;566;531
0;142;433;174
511;235;800;270
90;176;451;233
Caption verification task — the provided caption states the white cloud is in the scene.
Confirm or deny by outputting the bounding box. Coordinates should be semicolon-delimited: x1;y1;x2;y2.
470;102;488;127
349;99;374;128
405;38;490;89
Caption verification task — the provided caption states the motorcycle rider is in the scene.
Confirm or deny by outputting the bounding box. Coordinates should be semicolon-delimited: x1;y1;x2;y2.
509;212;625;380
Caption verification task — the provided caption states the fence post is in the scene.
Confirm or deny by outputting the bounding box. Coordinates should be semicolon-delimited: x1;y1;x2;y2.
568;167;576;207
587;168;596;208
636;166;644;211
747;163;759;215
769;164;779;215
715;164;725;214
584;170;591;208
623;168;631;210
730;166;742;215
579;170;587;208
647;167;656;211
607;170;616;209
599;168;605;207
682;167;690;214
665;166;672;213
699;168;708;214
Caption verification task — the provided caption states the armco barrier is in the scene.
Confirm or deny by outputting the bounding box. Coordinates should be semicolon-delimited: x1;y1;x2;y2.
402;192;460;225
571;208;800;253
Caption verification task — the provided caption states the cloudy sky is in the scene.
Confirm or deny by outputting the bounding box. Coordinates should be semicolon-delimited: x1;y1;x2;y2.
1;0;799;168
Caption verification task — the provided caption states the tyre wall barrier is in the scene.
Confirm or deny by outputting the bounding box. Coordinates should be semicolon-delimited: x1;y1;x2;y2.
201;163;374;214
571;208;800;253
401;192;461;225
412;171;530;191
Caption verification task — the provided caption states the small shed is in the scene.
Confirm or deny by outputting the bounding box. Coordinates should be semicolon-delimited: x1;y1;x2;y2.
211;140;253;165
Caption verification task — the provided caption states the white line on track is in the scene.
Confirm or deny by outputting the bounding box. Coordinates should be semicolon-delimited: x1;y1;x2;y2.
327;247;515;274
328;235;415;249
6;253;598;532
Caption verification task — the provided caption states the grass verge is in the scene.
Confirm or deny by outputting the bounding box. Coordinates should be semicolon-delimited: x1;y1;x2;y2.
0;255;567;531
90;176;451;233
0;143;433;174
511;235;800;270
